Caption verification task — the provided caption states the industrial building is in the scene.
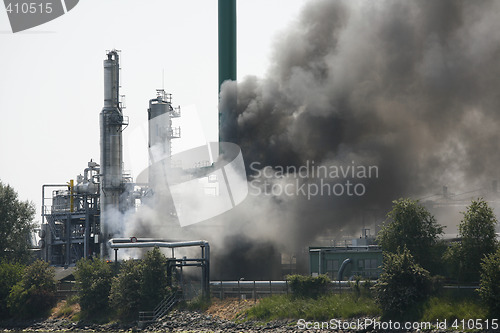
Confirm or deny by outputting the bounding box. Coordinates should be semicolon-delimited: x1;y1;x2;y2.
39;0;238;268
40;162;101;265
309;230;383;280
39;49;188;266
37;49;212;298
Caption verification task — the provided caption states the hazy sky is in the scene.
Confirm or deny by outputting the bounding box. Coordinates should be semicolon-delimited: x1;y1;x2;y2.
0;0;308;220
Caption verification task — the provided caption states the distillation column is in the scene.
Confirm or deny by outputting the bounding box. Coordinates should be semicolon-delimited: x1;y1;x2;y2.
148;90;180;167
100;50;125;258
147;90;180;221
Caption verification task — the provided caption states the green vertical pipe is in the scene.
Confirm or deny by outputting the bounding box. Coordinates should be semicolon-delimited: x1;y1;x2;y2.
218;0;237;89
218;0;236;143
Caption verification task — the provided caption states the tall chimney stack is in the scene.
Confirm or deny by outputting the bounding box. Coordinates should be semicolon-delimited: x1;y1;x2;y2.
100;50;126;258
218;0;237;143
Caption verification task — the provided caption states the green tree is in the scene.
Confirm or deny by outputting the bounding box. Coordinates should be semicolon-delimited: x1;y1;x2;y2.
478;248;500;317
109;248;177;320
458;199;497;282
0;181;36;262
6;260;57;318
377;198;444;272
374;247;431;320
75;257;113;318
109;259;143;320
140;247;170;310
0;260;25;319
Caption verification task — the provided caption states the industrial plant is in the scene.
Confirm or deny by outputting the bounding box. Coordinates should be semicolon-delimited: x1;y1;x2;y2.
34;0;500;290
39;50;173;265
37;49;214;298
5;1;500;329
38;0;239;272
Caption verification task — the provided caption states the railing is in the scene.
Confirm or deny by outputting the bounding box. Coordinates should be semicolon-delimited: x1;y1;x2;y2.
56;281;78;300
210;280;364;300
139;290;182;323
210;281;290;300
171;106;181;118
168;127;181;139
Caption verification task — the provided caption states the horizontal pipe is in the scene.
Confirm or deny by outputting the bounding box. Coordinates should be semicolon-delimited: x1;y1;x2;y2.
209;282;481;288
210;281;287;287
309;246;381;251
108;239;209;249
209;280;355;286
111;237;183;243
175;258;205;262
175;264;203;267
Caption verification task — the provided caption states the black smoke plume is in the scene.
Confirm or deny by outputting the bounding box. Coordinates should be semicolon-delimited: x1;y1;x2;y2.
127;0;500;280
218;0;500;252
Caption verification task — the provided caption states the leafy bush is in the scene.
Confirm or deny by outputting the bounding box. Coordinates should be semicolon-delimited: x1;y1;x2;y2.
377;198;444;272
286;274;329;298
478;248;500;317
140;247;171;310
447;199;499;283
0;260;25;319
75;257;113;318
109;259;143;320
6;260;57;318
374;247;431;320
109;247;176;320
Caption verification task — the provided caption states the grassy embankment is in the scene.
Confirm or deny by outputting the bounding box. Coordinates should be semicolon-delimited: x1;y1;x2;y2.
243;293;488;323
47;290;489;325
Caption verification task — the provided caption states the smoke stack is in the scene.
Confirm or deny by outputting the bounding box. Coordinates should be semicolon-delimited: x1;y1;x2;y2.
100;50;126;258
218;0;237;143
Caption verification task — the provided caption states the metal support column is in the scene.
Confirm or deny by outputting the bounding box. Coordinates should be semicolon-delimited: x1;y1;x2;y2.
65;214;71;267
84;196;90;258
